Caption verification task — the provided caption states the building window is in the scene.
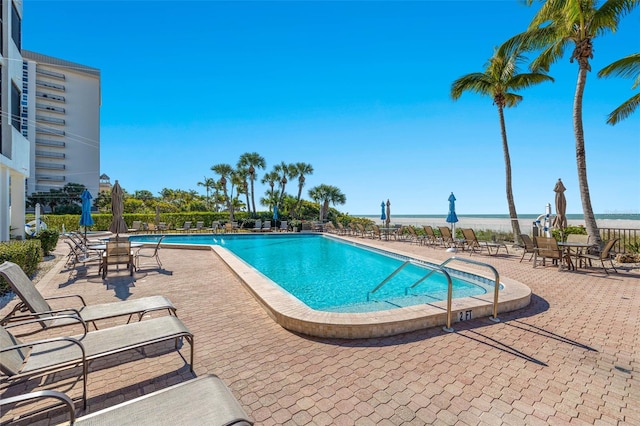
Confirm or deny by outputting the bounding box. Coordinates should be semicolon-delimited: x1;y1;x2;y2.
11;1;20;51
11;82;21;130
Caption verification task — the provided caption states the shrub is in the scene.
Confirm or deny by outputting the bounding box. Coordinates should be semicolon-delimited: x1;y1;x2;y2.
0;240;42;295
27;228;60;255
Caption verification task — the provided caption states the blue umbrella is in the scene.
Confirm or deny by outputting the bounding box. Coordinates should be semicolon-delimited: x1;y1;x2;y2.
446;192;458;224
80;189;94;240
446;192;459;240
380;201;386;223
273;205;279;230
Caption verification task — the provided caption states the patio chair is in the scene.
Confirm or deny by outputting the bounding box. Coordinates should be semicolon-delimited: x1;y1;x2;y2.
208;221;220;233
1;315;194;409
250;220;262;232
422;226;439;246
63;239;102;270
460;228;506;255
0;374;253;425
194;221;205;232
279;220;288;232
517;234;536;263
128;220;143;233
102;240;134;279
438;226;455;247
578;238;619;274
261;220;272;232
0;261;176;330
533;236;573;271
134;236;165;271
176;221;192;233
405;226;423;244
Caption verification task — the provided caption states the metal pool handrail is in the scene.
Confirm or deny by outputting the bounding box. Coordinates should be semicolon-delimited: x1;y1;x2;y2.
368;256;501;333
367;260;411;300
435;256;501;327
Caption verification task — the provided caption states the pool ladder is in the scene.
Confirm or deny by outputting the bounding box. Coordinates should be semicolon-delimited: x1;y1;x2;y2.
367;257;500;332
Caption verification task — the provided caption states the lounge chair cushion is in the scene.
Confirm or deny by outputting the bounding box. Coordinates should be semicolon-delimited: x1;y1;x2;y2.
74;374;253;425
18;316;190;374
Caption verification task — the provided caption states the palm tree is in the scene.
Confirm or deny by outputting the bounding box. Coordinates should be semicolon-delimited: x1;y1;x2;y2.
261;171;280;211
211;163;234;221
291;162;314;219
509;0;638;247
273;162;296;208
308;184;346;221
237;152;266;216
451;47;553;242
598;53;640;125
197;176;216;210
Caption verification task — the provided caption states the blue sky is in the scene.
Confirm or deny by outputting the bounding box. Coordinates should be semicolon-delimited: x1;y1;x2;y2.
24;1;640;215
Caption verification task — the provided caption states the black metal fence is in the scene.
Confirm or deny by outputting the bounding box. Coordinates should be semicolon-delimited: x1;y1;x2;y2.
599;228;639;254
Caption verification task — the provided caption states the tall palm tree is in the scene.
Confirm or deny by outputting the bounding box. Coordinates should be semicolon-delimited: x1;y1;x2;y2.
451;47;553;242
237;152;266;216
291;162;314;219
261;171;280;211
308;184;346;221
509;0;638;247
197;176;216;211
211;163;234;221
273;162;296;208
598;52;640;125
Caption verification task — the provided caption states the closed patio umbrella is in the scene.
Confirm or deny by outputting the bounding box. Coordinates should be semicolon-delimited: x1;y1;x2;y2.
79;189;94;241
273;205;279;230
109;180;128;240
553;178;568;230
380;201;386;225
446;192;459;234
385;199;391;228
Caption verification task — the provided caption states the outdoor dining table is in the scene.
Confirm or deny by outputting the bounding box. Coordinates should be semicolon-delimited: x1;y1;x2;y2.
557;241;597;270
87;242;144;251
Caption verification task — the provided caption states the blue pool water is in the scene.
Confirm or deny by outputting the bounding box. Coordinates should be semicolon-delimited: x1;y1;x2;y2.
130;234;490;312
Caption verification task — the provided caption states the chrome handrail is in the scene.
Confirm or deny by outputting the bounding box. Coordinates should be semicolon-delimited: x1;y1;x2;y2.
367;261;410;301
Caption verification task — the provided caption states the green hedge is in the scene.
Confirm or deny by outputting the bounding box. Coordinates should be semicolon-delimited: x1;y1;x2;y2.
27;212;253;232
0;240;43;295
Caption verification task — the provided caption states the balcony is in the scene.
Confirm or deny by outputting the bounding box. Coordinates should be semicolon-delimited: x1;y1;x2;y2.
36;115;65;125
35;162;66;170
35;150;65;159
36;139;65;148
36;126;65;136
36;80;65;92
36;67;66;80
36;103;65;114
36;92;65;103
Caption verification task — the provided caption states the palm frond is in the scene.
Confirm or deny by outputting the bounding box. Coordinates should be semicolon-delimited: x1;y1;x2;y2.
598;53;640;79
503;93;524;108
606;93;640;125
450;73;493;100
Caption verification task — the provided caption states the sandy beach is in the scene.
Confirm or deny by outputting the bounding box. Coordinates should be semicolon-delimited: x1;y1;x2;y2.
360;216;640;233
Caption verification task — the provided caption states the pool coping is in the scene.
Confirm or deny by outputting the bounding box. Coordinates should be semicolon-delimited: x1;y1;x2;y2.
209;236;532;339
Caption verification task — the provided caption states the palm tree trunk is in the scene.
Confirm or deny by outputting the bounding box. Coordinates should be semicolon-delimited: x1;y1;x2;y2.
574;65;602;247
497;105;522;242
250;178;256;216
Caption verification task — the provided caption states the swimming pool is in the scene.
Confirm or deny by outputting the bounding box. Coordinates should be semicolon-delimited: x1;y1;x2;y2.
130;233;532;338
131;233;490;312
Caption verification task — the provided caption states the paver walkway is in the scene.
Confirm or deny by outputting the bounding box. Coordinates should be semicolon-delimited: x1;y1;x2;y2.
1;235;638;425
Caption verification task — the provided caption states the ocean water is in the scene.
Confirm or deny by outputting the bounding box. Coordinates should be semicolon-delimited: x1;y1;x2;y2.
358;213;640;233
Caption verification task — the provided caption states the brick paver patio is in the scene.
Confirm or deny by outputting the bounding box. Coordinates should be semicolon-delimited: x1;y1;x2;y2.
1;235;638;425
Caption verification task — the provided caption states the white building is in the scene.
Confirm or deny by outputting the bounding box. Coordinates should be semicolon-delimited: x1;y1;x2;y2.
22;50;101;201
0;0;29;241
